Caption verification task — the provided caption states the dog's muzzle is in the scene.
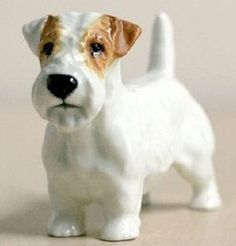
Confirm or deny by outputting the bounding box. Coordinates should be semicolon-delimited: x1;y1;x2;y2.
47;74;78;100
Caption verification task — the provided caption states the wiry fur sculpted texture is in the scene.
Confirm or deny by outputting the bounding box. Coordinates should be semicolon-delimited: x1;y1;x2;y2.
22;12;222;241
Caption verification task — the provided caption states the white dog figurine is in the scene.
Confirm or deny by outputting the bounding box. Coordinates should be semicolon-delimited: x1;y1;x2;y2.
22;12;221;241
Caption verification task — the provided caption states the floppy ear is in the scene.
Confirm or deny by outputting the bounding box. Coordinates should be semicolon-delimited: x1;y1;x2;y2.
102;15;142;57
22;17;46;56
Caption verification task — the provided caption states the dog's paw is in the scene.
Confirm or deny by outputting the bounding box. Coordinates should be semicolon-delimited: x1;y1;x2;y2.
101;216;140;241
47;213;85;237
190;186;222;211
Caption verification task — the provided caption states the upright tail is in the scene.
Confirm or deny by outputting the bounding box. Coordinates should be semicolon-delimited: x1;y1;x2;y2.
147;12;175;77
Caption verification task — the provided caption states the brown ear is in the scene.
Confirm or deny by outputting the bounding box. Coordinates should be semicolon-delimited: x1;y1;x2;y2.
102;15;142;57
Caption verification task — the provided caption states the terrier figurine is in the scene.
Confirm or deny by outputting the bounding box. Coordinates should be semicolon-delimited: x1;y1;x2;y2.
22;12;221;241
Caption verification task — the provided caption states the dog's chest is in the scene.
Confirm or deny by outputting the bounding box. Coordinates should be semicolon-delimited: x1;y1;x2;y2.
43;124;132;200
42;103;176;201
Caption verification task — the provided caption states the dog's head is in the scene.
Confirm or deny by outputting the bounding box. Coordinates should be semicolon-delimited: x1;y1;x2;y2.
22;12;141;133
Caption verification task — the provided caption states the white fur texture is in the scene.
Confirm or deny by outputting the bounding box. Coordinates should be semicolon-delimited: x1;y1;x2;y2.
23;12;221;241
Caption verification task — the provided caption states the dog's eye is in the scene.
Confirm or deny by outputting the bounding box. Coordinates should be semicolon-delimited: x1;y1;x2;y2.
90;43;105;58
42;42;54;56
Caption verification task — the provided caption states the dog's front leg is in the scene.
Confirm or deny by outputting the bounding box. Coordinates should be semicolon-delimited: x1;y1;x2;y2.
101;179;143;241
47;185;86;237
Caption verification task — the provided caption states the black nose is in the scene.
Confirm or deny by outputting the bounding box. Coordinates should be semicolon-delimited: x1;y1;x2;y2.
47;74;78;100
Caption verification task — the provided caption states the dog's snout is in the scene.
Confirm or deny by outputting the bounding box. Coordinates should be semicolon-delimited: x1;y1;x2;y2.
47;74;78;100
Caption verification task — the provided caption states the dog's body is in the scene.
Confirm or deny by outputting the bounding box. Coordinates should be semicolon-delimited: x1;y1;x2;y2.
23;12;221;241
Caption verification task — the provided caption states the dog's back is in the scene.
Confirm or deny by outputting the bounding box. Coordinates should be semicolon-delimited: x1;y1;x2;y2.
122;13;215;177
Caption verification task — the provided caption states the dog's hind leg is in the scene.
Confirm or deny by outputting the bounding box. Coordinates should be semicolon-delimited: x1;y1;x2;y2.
174;158;222;210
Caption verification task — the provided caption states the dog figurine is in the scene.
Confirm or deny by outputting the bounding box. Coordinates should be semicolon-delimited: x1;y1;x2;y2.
22;12;221;241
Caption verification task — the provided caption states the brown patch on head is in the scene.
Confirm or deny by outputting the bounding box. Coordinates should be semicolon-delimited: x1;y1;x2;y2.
82;15;142;77
38;15;61;65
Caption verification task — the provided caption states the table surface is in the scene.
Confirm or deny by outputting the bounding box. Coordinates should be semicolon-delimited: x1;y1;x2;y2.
0;106;235;246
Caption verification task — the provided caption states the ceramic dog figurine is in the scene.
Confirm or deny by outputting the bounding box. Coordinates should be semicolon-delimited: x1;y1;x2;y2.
22;12;221;241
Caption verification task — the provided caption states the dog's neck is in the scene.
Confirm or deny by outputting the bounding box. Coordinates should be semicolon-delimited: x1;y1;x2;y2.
105;60;126;100
89;60;127;131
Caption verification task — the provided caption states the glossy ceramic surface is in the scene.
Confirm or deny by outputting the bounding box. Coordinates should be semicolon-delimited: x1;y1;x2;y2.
22;12;221;241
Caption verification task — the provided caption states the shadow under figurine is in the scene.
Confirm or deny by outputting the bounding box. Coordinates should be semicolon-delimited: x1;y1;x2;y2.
22;12;222;241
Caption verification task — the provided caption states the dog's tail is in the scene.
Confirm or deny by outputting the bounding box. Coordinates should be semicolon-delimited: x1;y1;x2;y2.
147;12;175;77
